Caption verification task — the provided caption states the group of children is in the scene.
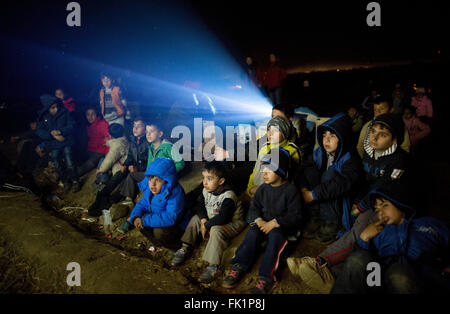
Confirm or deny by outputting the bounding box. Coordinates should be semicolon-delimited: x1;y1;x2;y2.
2;79;449;295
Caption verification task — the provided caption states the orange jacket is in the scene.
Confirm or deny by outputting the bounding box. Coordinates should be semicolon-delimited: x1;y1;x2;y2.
100;86;124;117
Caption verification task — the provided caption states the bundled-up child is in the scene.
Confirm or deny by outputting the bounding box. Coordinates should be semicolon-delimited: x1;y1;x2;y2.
121;157;190;249
246;116;300;199
331;182;449;294
119;120;185;205
94;123;129;191
357;97;410;157
55;88;76;113
36;94;80;193
287;113;411;293
77;107;110;179
171;161;247;283
297;112;361;243
222;148;303;294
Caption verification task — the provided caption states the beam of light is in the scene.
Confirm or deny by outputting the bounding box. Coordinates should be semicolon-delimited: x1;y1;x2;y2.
3;0;273;133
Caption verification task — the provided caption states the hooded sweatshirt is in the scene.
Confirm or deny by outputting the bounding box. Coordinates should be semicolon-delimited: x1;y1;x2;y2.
147;139;185;173
36;94;75;151
357;184;449;266
306;112;361;230
130;157;189;229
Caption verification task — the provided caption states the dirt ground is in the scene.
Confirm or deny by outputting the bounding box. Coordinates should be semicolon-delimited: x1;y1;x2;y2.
2;151;449;294
0;160;331;294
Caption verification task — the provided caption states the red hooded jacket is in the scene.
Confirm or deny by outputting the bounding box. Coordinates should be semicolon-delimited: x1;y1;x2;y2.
87;117;110;154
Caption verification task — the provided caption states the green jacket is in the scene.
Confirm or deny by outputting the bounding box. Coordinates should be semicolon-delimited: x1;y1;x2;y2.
147;139;185;173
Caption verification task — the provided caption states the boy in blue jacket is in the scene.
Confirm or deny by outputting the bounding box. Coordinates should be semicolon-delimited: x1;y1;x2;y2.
125;157;190;249
297;112;361;243
36;94;80;193
331;182;450;294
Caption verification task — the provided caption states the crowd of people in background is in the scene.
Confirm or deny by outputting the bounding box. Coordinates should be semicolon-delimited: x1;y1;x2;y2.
0;52;448;295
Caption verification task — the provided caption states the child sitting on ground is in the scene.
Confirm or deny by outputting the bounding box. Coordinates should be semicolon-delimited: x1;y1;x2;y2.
36;94;80;193
222;148;303;294
246;116;300;200
77;107;110;180
297;112;361;243
357;97;410;158
93;123;129;192
331;182;449;294
287;113;411;293
120;157;191;249
119;120;185;205
170;161;247;283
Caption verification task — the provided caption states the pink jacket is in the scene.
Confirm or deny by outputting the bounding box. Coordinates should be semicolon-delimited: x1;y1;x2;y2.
403;115;430;148
411;95;433;118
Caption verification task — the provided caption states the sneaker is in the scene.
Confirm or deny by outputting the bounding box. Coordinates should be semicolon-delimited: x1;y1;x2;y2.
250;276;274;294
71;181;81;193
117;220;134;234
287;256;334;294
198;264;218;283
222;263;244;289
315;221;340;243
171;246;189;266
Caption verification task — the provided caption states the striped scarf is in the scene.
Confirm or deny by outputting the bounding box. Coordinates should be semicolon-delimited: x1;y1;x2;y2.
363;126;397;160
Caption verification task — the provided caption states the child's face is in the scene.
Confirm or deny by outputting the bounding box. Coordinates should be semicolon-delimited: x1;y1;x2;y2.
373;102;391;118
374;197;405;225
146;125;162;144
101;76;112;88
262;166;283;186
246;57;253;65
347;108;357;118
322;130;339;154
49;103;58;116
148;175;167;195
369;124;394;152
202;170;225;193
133;121;146;137
86;109;97;124
267;125;284;144
55;89;64;100
269;53;276;63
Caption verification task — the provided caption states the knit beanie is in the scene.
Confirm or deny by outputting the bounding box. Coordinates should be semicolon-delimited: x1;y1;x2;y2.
371;113;405;146
267;116;292;142
40;94;59;109
108;123;124;139
260;147;291;179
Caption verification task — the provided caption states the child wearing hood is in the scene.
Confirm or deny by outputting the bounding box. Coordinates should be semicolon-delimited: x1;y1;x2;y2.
36;94;80;193
331;182;449;294
121;157;190;249
287;113;411;293
171;161;247;284
297;112;361;243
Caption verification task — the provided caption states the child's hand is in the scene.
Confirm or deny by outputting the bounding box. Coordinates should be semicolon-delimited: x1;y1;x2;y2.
134;217;143;230
360;220;384;242
249;186;259;195
96;170;102;175
201;223;208;240
301;189;314;204
51;130;61;137
260;219;279;234
35;146;45;157
54;135;65;142
256;219;266;228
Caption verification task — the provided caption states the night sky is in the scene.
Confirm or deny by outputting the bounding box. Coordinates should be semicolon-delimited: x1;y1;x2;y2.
0;0;446;102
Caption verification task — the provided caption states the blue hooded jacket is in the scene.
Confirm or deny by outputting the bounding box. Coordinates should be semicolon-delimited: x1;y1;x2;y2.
36;94;75;151
357;184;450;266
311;112;361;231
129;157;190;229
